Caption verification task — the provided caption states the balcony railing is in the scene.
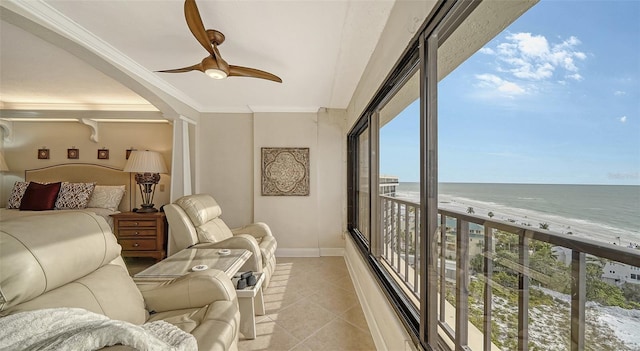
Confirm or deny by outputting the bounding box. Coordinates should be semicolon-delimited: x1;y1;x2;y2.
379;194;640;351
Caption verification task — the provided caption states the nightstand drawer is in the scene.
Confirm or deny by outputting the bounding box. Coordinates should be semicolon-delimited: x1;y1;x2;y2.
119;229;158;237
119;220;156;227
119;239;157;251
111;212;167;261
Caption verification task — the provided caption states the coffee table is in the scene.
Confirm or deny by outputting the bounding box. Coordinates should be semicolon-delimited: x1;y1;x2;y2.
233;272;265;339
133;248;251;283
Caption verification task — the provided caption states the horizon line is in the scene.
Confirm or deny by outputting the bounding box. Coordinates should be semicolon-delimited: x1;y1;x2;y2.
395;181;640;186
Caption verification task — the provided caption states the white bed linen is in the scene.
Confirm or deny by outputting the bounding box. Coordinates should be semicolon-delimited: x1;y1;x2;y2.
0;208;119;231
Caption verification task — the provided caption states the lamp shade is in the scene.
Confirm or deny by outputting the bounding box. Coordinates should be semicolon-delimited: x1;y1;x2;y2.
0;152;9;172
123;150;168;174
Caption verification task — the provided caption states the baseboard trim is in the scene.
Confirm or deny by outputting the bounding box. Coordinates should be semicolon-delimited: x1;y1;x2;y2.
319;247;345;256
275;248;319;257
275;247;345;257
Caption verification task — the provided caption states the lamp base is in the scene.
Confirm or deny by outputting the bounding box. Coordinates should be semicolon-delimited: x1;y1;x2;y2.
137;204;158;213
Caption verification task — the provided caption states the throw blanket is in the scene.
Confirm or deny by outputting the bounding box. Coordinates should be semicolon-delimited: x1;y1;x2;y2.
0;308;197;351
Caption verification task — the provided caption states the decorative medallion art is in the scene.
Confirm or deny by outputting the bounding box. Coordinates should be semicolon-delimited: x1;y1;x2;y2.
261;147;310;196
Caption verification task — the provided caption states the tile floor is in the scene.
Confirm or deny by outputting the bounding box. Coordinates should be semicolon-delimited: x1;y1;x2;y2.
124;256;376;351
238;257;376;351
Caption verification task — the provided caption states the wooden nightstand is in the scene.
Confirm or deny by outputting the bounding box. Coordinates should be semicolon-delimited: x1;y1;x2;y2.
110;212;167;261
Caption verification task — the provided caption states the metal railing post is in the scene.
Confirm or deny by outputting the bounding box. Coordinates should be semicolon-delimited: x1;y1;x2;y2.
571;251;586;351
405;205;411;279
456;219;470;350
440;214;446;321
397;202;402;272
483;225;493;351
415;207;420;294
518;231;530;351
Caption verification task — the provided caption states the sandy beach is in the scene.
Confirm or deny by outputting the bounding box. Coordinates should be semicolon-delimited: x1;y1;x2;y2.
436;194;640;249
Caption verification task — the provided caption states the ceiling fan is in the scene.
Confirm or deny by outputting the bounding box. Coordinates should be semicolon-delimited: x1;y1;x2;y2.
157;0;282;83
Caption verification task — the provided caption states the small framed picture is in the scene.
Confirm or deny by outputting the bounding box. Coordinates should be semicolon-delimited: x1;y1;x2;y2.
126;148;135;160
38;148;50;159
67;148;79;159
98;149;109;160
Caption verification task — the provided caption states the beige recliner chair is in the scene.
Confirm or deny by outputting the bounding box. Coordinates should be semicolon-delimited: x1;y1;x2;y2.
0;211;240;351
164;194;277;288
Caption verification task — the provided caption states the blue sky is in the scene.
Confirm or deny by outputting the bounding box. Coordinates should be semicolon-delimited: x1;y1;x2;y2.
380;1;640;185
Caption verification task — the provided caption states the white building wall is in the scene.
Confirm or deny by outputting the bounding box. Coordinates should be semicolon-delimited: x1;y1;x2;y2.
602;262;640;286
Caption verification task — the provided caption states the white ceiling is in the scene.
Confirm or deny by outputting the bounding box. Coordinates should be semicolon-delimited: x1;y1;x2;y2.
0;0;396;115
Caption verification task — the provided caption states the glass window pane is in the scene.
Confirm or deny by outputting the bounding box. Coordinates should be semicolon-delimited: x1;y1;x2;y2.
357;128;370;243
379;70;421;304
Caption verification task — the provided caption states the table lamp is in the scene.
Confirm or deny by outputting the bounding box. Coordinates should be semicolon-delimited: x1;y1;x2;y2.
123;150;168;213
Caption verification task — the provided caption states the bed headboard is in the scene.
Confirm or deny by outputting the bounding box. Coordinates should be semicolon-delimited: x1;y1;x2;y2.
25;163;132;212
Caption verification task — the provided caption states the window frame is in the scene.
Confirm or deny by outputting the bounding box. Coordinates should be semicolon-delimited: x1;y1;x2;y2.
346;0;482;349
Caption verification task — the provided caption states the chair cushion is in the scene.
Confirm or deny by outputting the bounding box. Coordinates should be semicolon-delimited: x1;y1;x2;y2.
175;194;222;227
257;235;277;266
197;218;233;243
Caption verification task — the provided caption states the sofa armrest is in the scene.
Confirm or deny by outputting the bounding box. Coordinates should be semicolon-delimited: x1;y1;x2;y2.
138;269;236;313
231;222;272;239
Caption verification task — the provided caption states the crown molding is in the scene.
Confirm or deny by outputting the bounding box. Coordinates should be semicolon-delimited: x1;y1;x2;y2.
1;0;203;113
201;106;255;114
199;105;322;114
0;109;165;120
0;102;158;112
249;106;321;113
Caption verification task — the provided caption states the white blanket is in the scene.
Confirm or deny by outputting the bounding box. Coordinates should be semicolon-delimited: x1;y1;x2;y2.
0;308;197;351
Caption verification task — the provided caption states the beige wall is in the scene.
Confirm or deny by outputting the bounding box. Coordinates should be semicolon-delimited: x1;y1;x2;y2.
317;108;347;251
346;0;435;130
196;110;346;255
196;113;254;228
0;121;173;209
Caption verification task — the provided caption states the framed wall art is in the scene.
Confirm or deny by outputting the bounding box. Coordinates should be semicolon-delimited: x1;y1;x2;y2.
67;148;79;159
38;148;50;160
261;147;310;196
98;148;109;160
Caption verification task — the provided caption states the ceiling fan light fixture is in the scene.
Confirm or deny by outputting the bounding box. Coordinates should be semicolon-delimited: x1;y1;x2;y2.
205;68;228;79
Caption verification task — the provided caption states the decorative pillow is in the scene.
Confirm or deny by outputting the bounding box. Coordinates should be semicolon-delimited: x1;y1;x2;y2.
54;182;96;209
87;185;126;211
19;182;62;211
7;181;29;209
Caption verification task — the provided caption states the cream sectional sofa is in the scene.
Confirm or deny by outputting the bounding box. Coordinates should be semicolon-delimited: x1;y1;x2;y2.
0;211;239;350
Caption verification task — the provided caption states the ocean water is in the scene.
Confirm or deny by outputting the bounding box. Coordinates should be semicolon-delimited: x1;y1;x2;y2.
395;182;640;245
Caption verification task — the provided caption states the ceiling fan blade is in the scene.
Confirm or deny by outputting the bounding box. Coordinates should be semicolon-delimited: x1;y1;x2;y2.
229;65;282;83
184;0;215;57
156;62;203;73
211;44;229;72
